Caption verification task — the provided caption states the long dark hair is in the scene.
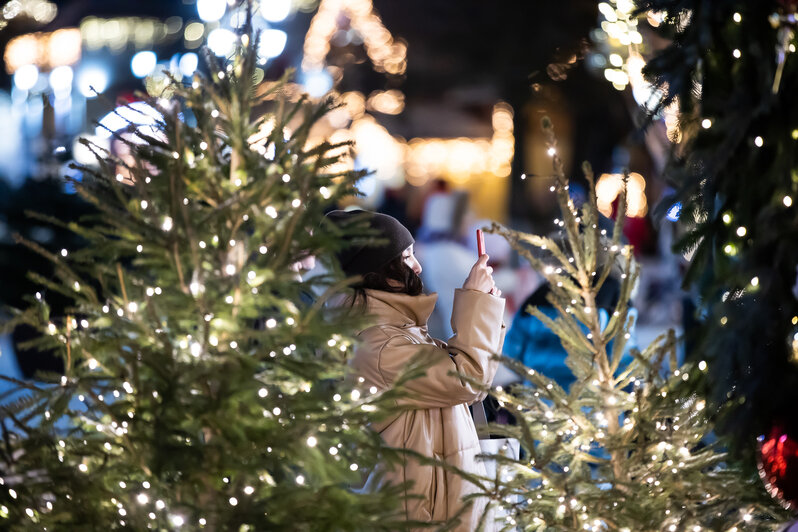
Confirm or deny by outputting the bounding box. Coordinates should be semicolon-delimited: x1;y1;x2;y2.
352;255;423;305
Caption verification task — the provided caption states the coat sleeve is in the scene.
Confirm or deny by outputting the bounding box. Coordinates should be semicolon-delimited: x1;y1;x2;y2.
373;289;505;409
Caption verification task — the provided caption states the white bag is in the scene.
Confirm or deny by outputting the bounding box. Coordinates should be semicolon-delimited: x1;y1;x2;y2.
472;401;522;529
472;401;521;480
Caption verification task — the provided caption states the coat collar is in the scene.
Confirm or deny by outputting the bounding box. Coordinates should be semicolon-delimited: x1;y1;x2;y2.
363;289;438;328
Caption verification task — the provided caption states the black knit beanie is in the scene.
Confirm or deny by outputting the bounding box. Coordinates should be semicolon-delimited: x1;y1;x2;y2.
325;210;415;277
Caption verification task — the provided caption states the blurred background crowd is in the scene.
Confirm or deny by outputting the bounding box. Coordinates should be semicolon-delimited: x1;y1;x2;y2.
0;0;687;381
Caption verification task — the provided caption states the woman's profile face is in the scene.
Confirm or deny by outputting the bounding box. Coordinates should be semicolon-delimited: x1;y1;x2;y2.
402;245;422;276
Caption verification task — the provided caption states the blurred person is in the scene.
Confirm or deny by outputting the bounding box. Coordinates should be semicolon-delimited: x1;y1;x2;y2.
502;224;638;390
504;275;637;389
406;178;450;232
326;209;505;532
414;190;474;339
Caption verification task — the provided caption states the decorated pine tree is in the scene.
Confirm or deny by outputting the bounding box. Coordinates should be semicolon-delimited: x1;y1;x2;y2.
474;118;791;531
635;0;798;452
0;16;408;531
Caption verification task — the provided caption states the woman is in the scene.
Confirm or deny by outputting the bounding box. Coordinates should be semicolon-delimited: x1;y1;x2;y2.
327;209;506;531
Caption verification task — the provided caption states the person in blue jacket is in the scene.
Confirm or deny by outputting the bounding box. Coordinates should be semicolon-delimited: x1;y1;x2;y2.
503;274;637;390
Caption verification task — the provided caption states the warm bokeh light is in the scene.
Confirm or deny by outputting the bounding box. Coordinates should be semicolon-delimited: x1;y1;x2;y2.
80;17;177;52
303;0;407;76
404;102;514;186
5;28;81;74
183;22;205;48
596;171;648;218
663;100;681;143
350;115;405;186
366;90;404;115
0;0;57;29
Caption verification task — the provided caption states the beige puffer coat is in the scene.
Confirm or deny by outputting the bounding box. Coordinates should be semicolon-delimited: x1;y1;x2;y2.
350;288;505;532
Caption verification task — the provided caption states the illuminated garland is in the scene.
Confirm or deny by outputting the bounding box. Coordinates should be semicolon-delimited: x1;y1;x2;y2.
303;0;407;75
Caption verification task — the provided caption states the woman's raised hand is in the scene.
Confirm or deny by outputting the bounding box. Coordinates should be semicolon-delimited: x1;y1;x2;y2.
462;255;501;296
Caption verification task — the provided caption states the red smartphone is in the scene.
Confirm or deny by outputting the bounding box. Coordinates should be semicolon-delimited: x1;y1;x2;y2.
476;229;486;256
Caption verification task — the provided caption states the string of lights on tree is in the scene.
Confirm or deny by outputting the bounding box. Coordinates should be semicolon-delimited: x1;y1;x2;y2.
626;0;798;516
0;14;411;529
471;117;791;531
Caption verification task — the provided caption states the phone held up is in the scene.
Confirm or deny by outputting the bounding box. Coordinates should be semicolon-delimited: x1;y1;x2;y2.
476;229;486;257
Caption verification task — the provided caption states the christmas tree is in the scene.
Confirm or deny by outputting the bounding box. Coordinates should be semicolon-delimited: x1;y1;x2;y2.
473;118;791;531
635;0;798;451
0;15;408;531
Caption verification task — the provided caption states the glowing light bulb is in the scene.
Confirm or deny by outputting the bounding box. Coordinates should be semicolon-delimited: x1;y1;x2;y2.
131;51;157;78
78;67;109;98
258;30;288;61
207;28;236;57
197;0;226;22
14;64;39;91
259;0;291;22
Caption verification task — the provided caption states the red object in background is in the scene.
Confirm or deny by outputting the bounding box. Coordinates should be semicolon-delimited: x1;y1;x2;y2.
758;422;798;511
476;229;486;256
